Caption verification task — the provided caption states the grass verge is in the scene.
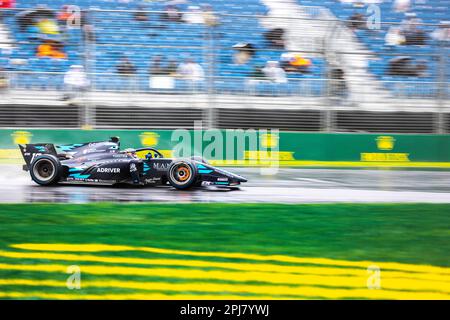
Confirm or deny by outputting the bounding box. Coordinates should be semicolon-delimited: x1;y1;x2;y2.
0;203;448;299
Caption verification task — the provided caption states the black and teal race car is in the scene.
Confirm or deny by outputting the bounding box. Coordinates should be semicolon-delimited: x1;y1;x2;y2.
18;137;247;190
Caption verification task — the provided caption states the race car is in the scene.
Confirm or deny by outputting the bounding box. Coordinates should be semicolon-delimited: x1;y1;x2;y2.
18;137;247;190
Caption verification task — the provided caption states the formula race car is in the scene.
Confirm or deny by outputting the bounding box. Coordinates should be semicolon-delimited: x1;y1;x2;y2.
19;137;247;190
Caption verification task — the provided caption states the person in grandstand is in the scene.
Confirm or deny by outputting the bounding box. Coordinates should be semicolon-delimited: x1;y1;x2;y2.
176;57;205;82
232;43;256;65
63;65;90;103
36;40;66;59
117;56;137;77
431;22;450;43
149;55;166;76
161;5;182;23
116;56;138;91
134;5;149;23
386;56;428;77
264;28;285;49
183;6;204;24
280;53;312;74
0;67;9;93
262;61;287;84
202;4;220;27
385;27;406;47
165;58;178;76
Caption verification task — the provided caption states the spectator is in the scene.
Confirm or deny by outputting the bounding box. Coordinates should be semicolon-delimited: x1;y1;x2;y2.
36;18;60;35
148;55;177;90
401;16;428;45
202;4;220;27
404;27;428;45
346;13;366;30
117;56;137;91
232;42;256;65
394;0;411;13
36;40;66;59
56;5;71;36
165;58;178;76
149;55;166;75
250;65;265;78
264;28;285;49
0;67;8;93
177;57;204;82
161;5;182;23
16;9;34;32
262;61;287;83
280;52;312;73
117;57;137;77
183;6;204;24
134;5;149;22
57;5;71;24
385;27;406;46
431;22;450;42
387;56;428;77
63;65;89;102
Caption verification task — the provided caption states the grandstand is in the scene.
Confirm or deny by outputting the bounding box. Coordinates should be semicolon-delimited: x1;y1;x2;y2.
321;0;449;94
0;0;449;132
0;0;326;94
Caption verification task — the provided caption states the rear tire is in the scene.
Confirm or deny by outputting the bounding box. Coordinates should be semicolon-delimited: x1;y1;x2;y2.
30;155;61;186
167;160;197;190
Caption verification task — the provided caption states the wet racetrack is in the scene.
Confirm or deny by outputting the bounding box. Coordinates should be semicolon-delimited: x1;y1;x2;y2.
1;164;450;203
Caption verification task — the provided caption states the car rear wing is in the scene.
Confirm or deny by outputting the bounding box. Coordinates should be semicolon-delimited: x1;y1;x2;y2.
18;144;58;171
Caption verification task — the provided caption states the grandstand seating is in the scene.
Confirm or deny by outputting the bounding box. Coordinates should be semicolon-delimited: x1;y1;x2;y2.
1;0;447;97
298;0;449;90
0;0;325;95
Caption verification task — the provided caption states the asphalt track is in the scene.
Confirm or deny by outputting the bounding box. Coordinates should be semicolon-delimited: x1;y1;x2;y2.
1;164;450;203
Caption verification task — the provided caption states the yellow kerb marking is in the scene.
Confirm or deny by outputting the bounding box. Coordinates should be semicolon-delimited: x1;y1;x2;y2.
11;243;450;275
0;291;282;300
0;250;449;291
0;262;449;296
0;279;448;300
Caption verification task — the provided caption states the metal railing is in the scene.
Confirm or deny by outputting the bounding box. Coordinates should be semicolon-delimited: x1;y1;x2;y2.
0;7;449;133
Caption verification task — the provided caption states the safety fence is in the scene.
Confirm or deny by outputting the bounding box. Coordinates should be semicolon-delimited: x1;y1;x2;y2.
0;7;449;133
1;7;449;96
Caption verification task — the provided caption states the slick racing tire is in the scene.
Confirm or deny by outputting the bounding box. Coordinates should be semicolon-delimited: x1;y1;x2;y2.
30;154;61;186
168;160;197;190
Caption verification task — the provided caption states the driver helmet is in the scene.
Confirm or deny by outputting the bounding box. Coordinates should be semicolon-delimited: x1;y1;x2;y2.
124;148;137;157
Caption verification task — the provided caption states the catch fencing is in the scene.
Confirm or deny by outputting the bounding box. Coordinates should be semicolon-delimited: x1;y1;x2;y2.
0;7;449;133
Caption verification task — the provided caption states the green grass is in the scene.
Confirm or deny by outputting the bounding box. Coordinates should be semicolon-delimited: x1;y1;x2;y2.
0;203;449;299
0;203;449;266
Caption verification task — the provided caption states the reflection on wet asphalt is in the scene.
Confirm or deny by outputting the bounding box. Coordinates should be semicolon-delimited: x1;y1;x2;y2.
1;165;450;203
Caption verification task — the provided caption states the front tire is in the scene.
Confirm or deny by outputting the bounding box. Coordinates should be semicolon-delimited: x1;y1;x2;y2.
167;160;197;190
30;155;61;186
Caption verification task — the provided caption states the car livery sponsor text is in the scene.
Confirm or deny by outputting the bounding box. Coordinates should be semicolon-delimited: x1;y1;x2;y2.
96;168;121;173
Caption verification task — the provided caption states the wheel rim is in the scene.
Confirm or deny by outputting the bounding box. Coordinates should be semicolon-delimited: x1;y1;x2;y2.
33;159;56;182
170;163;192;185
